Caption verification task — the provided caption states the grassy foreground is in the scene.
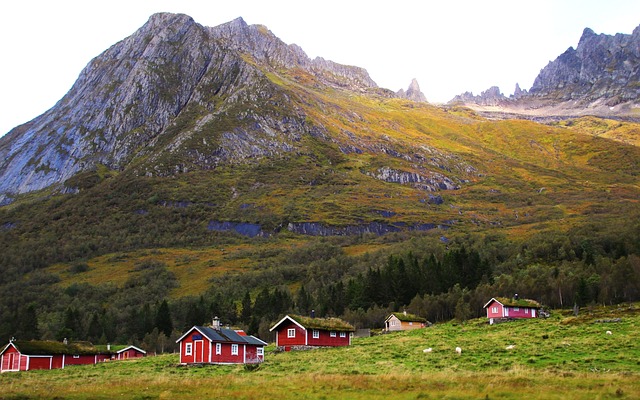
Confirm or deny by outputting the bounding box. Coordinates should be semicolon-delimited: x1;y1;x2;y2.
1;305;638;399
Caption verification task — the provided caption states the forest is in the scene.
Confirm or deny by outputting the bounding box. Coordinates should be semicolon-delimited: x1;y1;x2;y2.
1;211;638;354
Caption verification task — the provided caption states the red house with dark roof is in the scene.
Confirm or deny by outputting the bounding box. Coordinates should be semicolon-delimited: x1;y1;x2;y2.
269;314;355;351
484;296;541;325
0;340;112;372
176;319;267;365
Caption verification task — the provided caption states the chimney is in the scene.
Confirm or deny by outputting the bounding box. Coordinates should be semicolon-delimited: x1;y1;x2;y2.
514;293;519;300
403;310;407;316
212;316;221;330
107;344;111;351
63;338;68;345
311;310;315;318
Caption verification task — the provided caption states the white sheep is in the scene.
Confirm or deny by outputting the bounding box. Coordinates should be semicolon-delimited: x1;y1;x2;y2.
423;348;432;353
606;330;612;335
506;345;515;350
455;346;462;355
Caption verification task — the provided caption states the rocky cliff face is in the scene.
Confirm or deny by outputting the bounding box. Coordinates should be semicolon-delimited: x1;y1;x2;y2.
529;26;640;106
0;13;384;201
396;79;428;102
448;24;640;118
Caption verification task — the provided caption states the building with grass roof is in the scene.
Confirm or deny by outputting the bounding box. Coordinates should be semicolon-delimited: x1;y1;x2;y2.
269;314;355;351
0;339;112;372
384;311;429;331
484;296;541;324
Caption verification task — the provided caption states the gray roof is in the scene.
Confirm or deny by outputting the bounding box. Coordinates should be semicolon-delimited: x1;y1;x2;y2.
177;326;267;346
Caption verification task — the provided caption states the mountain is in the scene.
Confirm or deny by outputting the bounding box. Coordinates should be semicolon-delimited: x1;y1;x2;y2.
396;79;428;102
0;13;639;344
0;13;389;204
449;25;640;119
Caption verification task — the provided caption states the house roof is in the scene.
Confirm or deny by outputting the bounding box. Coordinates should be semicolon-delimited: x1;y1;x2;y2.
483;297;541;309
176;326;267;346
2;340;111;356
269;314;355;332
116;345;146;354
385;312;427;323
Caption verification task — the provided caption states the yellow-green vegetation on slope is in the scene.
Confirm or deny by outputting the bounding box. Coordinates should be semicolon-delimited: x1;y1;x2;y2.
2;304;638;399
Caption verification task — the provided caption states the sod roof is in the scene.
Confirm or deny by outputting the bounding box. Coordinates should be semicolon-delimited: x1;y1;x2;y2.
492;297;541;308
388;312;427;323
286;314;355;332
8;340;112;356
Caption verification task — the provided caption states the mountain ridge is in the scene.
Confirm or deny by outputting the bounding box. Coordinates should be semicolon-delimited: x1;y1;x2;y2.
449;24;640;119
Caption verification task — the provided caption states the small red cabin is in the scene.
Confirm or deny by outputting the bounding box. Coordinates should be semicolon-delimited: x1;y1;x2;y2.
176;322;267;365
269;314;355;351
484;296;541;325
115;345;146;360
0;340;111;372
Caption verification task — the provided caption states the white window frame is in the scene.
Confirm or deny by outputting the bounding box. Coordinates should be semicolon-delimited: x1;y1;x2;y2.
185;343;192;356
312;329;319;339
525;308;529;314
340;331;346;338
73;355;80;359
231;344;238;356
514;307;519;312
330;331;336;337
215;343;221;355
492;306;498;313
287;328;296;338
257;347;264;356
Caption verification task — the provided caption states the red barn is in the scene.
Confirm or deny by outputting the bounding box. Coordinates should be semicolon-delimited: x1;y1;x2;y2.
269;314;355;351
176;322;267;365
0;340;111;372
484;296;541;325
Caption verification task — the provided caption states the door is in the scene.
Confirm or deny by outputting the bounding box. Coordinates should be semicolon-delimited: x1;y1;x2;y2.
194;340;204;363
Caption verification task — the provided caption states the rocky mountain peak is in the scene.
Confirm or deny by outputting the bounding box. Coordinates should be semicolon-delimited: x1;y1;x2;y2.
396;78;427;102
448;23;640;118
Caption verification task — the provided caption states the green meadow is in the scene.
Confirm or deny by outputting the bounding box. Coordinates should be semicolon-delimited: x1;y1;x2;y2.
2;304;638;399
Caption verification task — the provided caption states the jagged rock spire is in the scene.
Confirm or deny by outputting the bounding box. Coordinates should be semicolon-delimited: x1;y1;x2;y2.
397;79;427;102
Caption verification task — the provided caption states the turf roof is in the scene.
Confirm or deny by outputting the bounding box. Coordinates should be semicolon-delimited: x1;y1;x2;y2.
287;314;355;331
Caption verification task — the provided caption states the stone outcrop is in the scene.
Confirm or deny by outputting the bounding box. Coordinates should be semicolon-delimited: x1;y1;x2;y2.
396;79;428;102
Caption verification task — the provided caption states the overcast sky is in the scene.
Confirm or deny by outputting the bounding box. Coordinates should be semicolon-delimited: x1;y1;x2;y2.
1;0;639;136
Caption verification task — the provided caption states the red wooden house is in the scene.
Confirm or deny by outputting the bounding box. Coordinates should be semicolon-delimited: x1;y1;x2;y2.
269;314;355;351
176;321;267;365
484;296;541;325
0;340;111;372
115;345;146;360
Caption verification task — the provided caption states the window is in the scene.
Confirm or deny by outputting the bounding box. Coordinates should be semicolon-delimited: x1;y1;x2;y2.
409;322;413;326
312;329;319;339
231;344;238;355
492;306;498;313
391;319;397;326
287;328;296;338
73;355;80;359
340;332;346;338
514;307;519;312
525;308;529;314
216;343;221;355
257;347;264;356
330;331;336;337
185;343;192;356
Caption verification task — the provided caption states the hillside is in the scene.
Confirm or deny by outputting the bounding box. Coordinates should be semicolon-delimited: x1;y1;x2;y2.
0;13;638;346
1;304;639;399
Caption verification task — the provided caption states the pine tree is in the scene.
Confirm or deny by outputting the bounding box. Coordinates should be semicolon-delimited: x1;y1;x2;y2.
155;300;173;337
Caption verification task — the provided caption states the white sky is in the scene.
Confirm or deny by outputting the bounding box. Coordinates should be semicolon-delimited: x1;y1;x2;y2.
1;0;639;137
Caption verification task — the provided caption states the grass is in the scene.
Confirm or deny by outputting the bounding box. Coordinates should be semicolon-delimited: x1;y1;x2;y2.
2;304;638;399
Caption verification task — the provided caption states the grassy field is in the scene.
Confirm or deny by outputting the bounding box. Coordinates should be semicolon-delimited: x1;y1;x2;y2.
2;304;638;399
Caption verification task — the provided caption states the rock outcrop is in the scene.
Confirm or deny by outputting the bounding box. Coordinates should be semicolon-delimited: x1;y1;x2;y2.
397;79;428;102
